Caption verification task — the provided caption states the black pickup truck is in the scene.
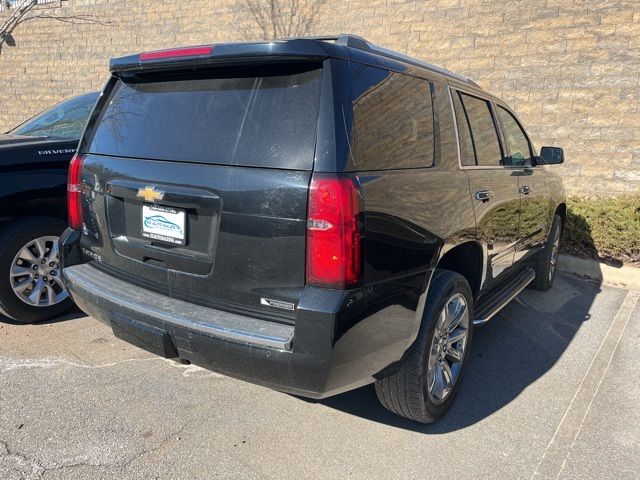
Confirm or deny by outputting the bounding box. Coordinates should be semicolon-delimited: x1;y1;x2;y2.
60;36;565;423
0;92;98;323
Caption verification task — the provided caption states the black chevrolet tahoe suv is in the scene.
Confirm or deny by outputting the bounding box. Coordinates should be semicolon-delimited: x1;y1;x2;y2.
0;92;98;323
60;36;565;423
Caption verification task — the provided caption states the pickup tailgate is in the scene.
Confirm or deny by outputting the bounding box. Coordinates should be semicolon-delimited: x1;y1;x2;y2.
77;63;323;322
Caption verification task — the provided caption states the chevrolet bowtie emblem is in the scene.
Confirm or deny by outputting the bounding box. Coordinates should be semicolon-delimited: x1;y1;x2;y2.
136;186;165;203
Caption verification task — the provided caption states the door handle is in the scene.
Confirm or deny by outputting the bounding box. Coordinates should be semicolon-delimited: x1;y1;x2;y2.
519;185;532;195
475;190;495;202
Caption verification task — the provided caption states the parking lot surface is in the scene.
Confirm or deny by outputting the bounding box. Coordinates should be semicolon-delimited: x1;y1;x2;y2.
1;273;638;480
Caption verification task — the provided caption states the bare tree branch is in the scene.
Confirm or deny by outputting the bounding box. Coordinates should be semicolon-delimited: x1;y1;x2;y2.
1;1;111;54
240;0;327;41
268;0;277;38
21;12;112;26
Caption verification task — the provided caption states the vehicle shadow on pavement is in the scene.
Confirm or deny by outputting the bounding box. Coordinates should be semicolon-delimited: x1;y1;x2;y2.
0;308;85;326
320;272;603;433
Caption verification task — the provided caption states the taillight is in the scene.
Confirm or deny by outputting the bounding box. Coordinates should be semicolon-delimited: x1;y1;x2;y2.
306;175;361;288
67;154;84;229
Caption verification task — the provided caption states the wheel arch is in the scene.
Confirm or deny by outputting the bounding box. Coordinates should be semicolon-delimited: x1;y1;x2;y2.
433;241;484;300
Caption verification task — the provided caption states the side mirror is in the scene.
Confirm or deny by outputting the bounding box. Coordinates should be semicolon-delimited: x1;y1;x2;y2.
540;146;564;165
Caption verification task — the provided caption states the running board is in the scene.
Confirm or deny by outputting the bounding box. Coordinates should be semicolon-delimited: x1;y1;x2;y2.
473;268;535;326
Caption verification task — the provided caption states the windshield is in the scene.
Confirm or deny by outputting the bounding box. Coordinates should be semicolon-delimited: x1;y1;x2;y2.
10;92;99;140
86;64;322;170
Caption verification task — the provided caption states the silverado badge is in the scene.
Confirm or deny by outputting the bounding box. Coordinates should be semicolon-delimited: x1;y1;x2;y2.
137;186;165;203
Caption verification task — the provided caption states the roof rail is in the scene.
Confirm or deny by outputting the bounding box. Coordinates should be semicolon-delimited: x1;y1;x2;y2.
282;34;479;87
333;34;371;49
288;34;371;50
325;34;475;86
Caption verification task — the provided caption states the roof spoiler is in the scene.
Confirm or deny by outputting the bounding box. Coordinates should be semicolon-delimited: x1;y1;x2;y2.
109;38;346;73
108;34;477;85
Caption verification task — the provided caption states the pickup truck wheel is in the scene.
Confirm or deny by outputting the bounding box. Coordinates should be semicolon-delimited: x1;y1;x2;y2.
375;270;473;423
530;214;562;291
0;217;73;323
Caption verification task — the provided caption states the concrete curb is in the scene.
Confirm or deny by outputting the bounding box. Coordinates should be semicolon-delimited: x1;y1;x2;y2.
558;254;640;291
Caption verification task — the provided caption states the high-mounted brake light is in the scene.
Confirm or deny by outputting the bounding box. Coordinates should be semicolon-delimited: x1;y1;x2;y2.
306;175;361;288
139;45;214;61
67;154;84;230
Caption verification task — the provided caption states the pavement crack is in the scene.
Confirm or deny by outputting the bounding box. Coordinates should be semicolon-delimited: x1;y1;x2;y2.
0;438;131;479
0;356;160;372
0;439;46;479
0;355;223;378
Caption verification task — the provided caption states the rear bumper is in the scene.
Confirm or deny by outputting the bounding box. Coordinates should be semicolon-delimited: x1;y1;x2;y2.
64;263;295;350
63;263;336;398
60;228;424;399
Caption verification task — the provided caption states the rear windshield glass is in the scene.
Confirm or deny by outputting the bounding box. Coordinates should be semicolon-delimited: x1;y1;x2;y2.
86;65;322;170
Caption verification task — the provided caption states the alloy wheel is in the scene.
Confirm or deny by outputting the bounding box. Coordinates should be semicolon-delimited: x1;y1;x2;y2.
9;236;68;307
427;293;470;405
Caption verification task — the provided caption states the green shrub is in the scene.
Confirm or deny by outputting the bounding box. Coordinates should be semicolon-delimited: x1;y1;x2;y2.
561;195;640;266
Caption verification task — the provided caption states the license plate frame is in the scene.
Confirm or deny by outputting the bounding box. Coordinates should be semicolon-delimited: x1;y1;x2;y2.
141;204;186;245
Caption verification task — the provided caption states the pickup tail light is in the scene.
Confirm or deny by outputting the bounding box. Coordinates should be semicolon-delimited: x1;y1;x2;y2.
306;175;361;288
67;154;84;230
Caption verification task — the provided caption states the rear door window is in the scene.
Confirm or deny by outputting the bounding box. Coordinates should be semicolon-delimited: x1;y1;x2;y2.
457;92;503;167
86;65;323;170
451;91;476;166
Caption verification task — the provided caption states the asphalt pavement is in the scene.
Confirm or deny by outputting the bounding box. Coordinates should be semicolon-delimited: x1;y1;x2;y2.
1;273;638;479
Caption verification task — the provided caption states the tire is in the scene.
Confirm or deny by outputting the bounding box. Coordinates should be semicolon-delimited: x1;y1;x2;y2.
529;214;562;291
0;217;74;323
375;270;474;423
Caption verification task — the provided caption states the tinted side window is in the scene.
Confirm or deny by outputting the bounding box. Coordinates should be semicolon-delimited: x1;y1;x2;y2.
351;65;434;170
497;106;532;166
451;91;476;166
458;92;502;167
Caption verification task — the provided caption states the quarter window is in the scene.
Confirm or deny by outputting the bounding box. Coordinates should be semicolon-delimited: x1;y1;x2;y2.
350;65;435;170
497;106;532;167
